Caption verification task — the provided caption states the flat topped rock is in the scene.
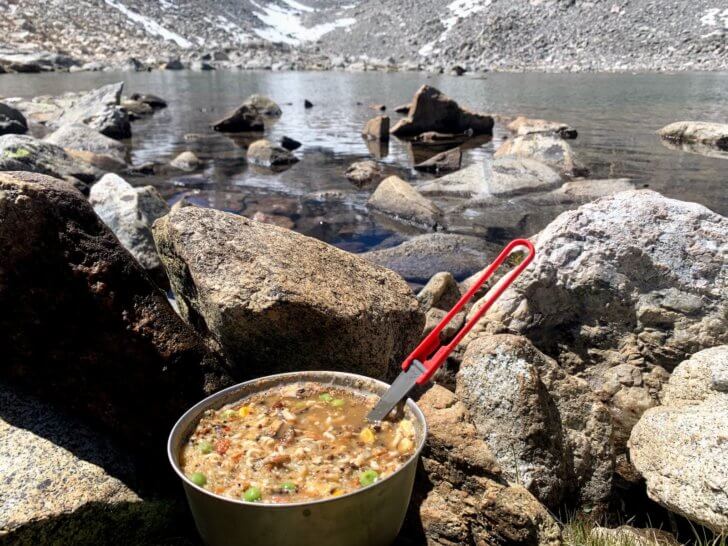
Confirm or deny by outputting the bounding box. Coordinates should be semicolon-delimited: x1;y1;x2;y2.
368;175;441;228
658;121;728;150
44;123;128;162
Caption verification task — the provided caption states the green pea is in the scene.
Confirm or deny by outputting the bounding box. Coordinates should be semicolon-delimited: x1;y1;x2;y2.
319;393;333;403
189;472;207;487
331;398;345;408
359;469;379;487
281;481;297;493
244;486;262;502
222;409;236;420
198;441;213;454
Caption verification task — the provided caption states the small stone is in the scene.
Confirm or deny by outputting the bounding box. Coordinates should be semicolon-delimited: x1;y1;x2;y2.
246;139;299;168
170;150;201;171
362;115;390;141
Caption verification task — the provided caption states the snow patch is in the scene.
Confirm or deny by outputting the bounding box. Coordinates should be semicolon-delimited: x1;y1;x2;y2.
251;0;356;45
104;0;193;48
419;0;491;56
700;8;728;28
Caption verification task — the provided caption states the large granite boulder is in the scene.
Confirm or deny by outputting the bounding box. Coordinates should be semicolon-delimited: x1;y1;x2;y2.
457;335;614;509
51;82;131;140
368;176;441;229
658;121;728;151
391;85;494;137
153;206;424;381
494;134;588;176
44;123;128;162
486;157;563;197
419;164;486;197
629;346;728;533
0;102;28;135
477;190;728;461
403;384;562;546
89;173;170;285
0;134;100;190
0;172;232;446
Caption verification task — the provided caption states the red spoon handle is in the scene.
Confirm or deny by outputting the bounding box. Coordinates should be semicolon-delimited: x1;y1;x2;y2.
403;238;536;385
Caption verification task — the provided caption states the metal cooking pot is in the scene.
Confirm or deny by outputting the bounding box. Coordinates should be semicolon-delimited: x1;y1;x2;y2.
168;371;428;546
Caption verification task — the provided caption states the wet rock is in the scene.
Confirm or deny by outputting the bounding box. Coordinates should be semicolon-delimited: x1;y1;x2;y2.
120;98;153;119
0;172;232;446
0;134;100;189
419;164;485;197
362;115;390;141
408;385;562;546
590;526;681;546
363;233;500;285
211;103;265;132
170;150;202;171
280;135;301;151
345;159;383;187
129;93;167;109
457;334;614;509
480;190;728;460
89;173;170;282
658;121;728;151
0;102;28;135
243;94;282;117
413;147;462;174
495;133;588;176
413;130;473;145
51;82;131;140
507;116;577;139
44;123;127;162
153;206;424;381
391;85;494;137
304;99;314;108
368;175;441;228
394;103;411;114
629;346;728;533
246;139;299;168
486;157;563;197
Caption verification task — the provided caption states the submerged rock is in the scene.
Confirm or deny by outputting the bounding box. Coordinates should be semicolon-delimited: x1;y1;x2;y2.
0;102;28;135
368;175;441;228
457;334;614;509
153;206;424;381
89;173;170;283
658;121;728;151
629;346;728;533
44;123;128;162
244;94;282;117
345;159;383;187
391;85;493;137
507;116;577;139
486;157;563;197
246;139;299;168
495;133;588;176
413;147;462;174
362;115;390;141
129;93;167;109
419;164;485;197
0;172;232;446
51;82;131;140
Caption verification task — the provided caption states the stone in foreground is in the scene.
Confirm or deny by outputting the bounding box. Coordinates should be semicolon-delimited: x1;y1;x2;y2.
391;85;494;137
629;346;728;533
153;206;424;381
368;175;441;228
0;172;232;446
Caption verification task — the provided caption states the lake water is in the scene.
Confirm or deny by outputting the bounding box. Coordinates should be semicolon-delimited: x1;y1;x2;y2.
2;70;727;273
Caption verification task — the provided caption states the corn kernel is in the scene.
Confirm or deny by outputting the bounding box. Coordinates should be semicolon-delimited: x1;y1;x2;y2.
359;427;376;444
238;405;251;418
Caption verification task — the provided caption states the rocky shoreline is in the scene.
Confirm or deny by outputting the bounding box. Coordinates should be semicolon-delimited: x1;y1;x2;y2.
1;80;727;545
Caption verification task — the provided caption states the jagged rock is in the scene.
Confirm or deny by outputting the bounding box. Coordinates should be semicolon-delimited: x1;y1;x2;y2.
507;116;577;139
244;94;282;117
362;115;390;141
406;385;562;546
590;526;681;546
211;103;264;132
364;233;499;286
0;172;232;446
486;157;563;197
51;82;131;140
246;139;299;168
44;123;127;162
495;133;588;176
629;346;728;533
0;102;28;135
129;93;167;109
170;150;201;171
368;175;441;228
304;99;314;108
419;164;485;197
658;121;728;151
280;135;301;151
120;98;153;119
417;272;461;312
89;173;170;283
413;147;461;174
152;206;424;381
478;190;728;461
345;159;383;186
0;134;100;190
391;85;493;137
457;334;614;509
394;103;411;114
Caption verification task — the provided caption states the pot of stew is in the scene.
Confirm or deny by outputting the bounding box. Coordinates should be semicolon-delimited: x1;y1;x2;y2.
168;370;427;546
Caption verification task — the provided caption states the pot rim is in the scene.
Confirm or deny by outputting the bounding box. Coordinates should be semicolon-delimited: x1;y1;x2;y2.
168;370;428;509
